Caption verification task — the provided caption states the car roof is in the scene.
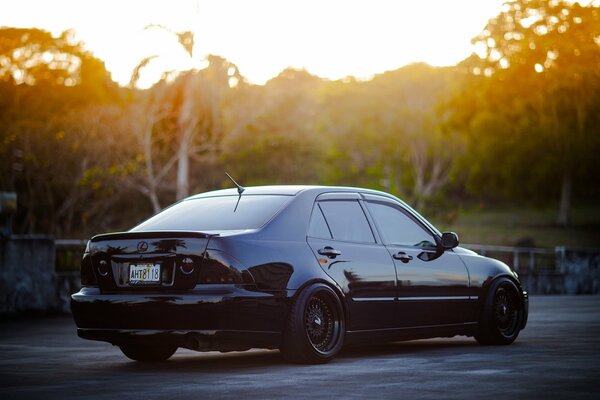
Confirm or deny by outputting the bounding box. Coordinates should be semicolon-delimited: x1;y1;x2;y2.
186;185;399;200
185;185;441;238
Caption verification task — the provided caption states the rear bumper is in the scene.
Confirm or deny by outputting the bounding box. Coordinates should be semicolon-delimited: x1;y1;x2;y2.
71;286;290;350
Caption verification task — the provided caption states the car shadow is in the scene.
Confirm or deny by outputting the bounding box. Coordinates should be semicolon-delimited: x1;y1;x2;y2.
107;338;481;373
109;348;281;373
339;338;478;359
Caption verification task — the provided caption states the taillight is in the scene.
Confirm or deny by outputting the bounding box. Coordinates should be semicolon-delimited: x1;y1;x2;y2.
198;250;254;285
80;252;98;287
97;260;110;276
179;257;195;275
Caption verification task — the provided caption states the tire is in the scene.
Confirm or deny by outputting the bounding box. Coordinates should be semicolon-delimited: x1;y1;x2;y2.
119;344;177;362
280;283;345;364
475;278;523;345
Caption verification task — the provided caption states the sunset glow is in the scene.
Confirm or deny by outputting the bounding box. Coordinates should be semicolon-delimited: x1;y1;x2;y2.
1;0;507;87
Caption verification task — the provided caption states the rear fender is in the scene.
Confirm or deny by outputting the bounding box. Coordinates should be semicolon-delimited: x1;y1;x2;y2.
289;278;350;330
207;236;330;291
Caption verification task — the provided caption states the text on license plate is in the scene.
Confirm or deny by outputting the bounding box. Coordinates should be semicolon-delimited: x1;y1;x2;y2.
129;264;161;284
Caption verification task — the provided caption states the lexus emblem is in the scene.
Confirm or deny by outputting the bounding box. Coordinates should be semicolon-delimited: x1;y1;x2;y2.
137;241;149;252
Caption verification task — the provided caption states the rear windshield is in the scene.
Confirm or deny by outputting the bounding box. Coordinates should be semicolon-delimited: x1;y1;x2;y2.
131;195;292;232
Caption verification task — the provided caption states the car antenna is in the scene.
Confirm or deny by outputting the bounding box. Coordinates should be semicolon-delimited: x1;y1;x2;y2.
225;172;245;212
225;172;245;196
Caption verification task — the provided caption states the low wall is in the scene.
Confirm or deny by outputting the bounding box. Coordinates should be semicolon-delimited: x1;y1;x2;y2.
0;235;57;314
517;249;600;295
560;249;600;294
466;245;600;295
1;238;599;316
56;271;80;314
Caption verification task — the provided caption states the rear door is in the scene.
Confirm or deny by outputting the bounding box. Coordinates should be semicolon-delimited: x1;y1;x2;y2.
306;193;398;331
363;195;473;327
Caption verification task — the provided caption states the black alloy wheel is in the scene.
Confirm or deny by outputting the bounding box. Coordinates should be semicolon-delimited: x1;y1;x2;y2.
475;278;522;345
493;287;519;338
281;283;345;364
305;293;338;354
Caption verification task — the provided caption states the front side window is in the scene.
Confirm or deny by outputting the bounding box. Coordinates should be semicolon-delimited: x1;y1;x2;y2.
318;200;375;243
367;201;436;248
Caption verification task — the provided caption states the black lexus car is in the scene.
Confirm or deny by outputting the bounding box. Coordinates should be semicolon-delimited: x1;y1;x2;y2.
71;185;528;363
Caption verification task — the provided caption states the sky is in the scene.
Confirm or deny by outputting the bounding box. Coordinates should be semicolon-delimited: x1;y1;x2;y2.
0;0;507;87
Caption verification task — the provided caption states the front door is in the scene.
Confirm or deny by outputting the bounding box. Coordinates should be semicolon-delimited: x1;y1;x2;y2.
364;197;472;328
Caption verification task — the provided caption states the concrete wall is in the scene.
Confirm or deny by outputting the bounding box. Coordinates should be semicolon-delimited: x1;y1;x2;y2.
560;249;600;294
490;248;600;295
56;272;80;314
0;236;57;314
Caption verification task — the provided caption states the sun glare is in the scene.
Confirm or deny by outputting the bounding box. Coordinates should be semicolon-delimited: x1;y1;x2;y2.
1;0;506;87
534;63;544;73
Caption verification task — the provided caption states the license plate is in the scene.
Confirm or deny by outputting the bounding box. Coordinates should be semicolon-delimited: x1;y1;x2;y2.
129;264;161;285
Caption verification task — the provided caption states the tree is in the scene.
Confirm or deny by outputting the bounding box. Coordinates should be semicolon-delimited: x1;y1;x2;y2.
319;63;460;210
0;28;131;235
222;68;326;185
464;0;600;225
132;27;243;202
120;81;181;213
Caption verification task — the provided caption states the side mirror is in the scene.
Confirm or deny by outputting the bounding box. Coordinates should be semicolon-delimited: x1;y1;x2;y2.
441;232;459;249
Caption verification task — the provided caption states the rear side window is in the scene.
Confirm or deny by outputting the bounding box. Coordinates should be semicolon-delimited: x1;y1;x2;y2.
307;204;332;239
318;200;375;243
131;195;291;231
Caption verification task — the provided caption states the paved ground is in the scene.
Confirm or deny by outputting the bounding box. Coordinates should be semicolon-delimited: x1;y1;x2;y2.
1;296;599;399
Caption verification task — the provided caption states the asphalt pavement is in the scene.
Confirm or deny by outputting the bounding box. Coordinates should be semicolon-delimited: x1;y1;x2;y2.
1;296;599;399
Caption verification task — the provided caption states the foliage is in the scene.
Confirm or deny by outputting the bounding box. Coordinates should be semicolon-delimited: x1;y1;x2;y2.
320;63;461;211
450;0;600;224
222;68;326;185
0;0;599;241
0;28;132;236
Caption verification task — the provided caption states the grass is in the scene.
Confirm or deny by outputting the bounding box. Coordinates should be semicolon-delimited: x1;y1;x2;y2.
430;205;600;249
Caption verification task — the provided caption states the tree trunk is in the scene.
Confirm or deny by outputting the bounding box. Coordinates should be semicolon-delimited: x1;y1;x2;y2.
149;188;161;214
175;75;196;200
557;170;572;227
176;142;190;200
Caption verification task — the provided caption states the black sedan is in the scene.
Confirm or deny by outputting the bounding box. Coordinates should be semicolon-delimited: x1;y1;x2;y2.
71;185;528;363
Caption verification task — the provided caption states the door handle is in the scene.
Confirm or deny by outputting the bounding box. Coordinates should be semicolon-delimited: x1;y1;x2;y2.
318;246;342;259
393;252;413;263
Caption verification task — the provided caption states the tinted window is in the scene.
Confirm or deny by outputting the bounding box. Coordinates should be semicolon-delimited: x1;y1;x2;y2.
367;202;436;248
131;195;291;231
307;204;332;239
319;200;375;243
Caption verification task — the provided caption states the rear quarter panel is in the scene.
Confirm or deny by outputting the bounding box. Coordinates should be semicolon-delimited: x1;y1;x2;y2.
207;235;334;292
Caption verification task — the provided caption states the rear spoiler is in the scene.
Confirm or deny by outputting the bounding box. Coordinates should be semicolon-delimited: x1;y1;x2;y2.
90;231;219;242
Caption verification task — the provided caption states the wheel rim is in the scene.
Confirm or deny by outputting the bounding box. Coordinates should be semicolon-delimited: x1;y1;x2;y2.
493;286;519;337
304;293;340;354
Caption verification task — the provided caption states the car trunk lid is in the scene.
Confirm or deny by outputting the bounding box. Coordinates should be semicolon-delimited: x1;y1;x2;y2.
88;231;214;292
